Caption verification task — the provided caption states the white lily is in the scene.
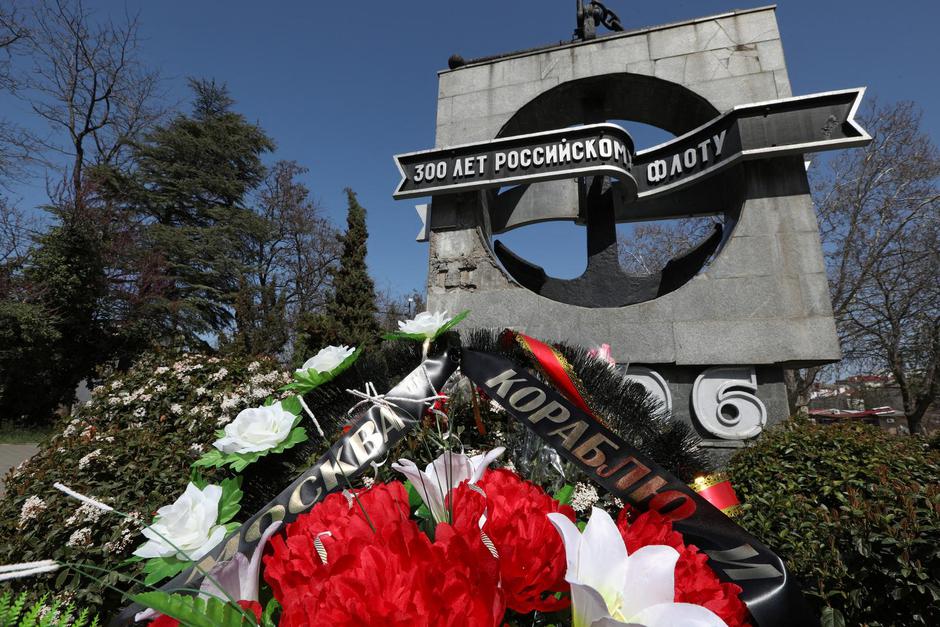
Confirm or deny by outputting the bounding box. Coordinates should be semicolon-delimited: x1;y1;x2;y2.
392;447;504;523
547;507;727;627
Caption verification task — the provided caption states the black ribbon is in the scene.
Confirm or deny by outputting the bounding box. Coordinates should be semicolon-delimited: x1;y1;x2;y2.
113;350;459;626
115;345;815;625
461;348;817;627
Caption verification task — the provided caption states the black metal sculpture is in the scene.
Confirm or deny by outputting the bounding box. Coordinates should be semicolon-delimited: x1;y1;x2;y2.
493;176;723;308
575;0;624;41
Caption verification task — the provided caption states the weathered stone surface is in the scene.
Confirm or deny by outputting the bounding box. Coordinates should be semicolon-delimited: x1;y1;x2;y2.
425;5;840;377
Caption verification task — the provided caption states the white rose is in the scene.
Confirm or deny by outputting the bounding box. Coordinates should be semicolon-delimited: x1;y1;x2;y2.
297;344;355;375
398;311;451;338
213;403;295;454
133;483;227;561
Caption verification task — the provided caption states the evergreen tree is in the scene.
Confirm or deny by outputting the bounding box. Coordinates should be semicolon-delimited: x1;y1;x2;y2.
99;79;274;346
0;212;108;423
298;188;379;354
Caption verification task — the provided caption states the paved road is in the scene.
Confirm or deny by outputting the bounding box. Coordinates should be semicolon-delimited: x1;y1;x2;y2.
0;444;39;494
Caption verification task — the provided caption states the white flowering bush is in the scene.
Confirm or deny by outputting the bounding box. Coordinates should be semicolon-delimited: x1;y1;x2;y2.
0;351;288;615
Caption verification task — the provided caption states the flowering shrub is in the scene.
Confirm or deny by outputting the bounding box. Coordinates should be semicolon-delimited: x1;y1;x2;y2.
0;352;287;615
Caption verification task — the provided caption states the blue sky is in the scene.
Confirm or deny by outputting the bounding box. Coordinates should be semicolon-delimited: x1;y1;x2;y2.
5;0;939;295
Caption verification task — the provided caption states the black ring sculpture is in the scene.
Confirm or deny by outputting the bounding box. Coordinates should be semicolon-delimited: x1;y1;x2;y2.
486;73;735;308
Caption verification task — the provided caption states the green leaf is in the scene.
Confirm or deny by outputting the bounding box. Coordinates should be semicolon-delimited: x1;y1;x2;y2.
190;470;208;489
381;330;428;341
193;448;225;469
261;597;280;627
553;484;575;506
141;556;190;585
821;606;846;627
132;592;257;627
218;476;244;524
280;395;302;416
433;309;470;338
405;480;423;509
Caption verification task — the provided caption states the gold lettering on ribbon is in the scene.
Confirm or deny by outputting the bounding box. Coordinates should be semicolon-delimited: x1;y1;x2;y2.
572;433;617;467
289;475;324;514
244;504;286;543
546;420;588;450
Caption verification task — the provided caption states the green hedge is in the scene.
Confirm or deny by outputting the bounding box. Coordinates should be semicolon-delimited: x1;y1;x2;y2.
728;418;940;626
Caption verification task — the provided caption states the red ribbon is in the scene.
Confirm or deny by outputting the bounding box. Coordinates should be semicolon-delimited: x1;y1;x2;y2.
504;330;597;418
694;478;741;514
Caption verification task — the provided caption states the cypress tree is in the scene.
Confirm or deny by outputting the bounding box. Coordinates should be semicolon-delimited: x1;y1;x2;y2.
298;188;379;353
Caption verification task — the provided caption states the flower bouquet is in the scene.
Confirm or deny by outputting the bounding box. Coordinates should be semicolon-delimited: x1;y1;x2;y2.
2;311;814;626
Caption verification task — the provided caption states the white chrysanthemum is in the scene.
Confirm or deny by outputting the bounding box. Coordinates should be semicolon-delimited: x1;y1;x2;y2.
133;483;227;561
213;403;295;454
397;311;451;338
297;345;355;375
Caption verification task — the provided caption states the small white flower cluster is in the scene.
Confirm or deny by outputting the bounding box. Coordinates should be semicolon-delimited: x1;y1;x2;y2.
208;367;229;383
570;482;600;513
62;418;83;437
154;366;170;375
66;527;93;548
103;512;144;555
78;449;103;470
65;502;105;527
170;403;183;415
189;443;205;454
18;495;47;528
133;407;146;418
220;394;242;411
195;386;209;397
250;386;272;400
249;370;281;386
247;361;261;372
153;384;168;394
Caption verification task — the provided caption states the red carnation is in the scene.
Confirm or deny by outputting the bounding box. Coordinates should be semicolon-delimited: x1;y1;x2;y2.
450;468;576;614
149;600;261;626
616;507;751;627
263;480;504;627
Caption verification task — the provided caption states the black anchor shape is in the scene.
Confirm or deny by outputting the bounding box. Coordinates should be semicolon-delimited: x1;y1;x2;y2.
493;175;723;308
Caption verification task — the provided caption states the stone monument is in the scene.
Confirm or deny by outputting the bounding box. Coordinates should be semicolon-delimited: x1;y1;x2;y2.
394;5;870;461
